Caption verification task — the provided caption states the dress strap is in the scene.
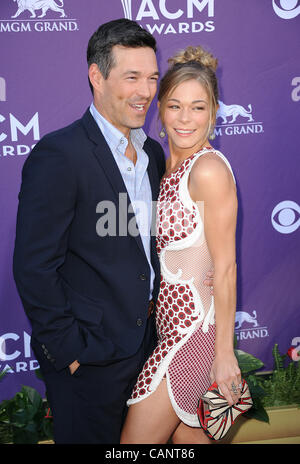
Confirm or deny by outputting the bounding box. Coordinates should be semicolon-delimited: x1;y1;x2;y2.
178;148;236;213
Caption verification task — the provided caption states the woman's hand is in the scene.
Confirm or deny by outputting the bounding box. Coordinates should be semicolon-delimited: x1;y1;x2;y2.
210;352;241;406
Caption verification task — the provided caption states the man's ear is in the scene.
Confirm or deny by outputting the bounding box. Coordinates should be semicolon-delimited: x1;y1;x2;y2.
88;64;104;94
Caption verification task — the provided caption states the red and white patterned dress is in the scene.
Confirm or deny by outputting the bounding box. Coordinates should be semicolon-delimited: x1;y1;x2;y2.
127;147;235;427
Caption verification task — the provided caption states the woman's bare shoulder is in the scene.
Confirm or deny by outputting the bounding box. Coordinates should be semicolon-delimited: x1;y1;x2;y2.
190;151;234;191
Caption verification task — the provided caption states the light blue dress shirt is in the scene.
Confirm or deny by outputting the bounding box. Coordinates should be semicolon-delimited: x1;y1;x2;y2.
90;103;154;299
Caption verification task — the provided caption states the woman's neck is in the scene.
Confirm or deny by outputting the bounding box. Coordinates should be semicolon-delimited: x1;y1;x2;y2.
167;139;211;172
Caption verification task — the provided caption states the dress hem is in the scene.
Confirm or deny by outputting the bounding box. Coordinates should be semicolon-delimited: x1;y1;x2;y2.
127;321;214;429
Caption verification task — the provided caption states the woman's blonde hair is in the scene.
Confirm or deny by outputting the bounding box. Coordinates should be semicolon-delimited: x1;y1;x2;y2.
158;46;219;141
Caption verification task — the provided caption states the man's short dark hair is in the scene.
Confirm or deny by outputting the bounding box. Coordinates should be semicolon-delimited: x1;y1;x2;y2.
87;19;157;93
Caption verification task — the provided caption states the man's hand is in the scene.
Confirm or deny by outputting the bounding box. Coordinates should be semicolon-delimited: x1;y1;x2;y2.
69;360;80;375
203;270;214;295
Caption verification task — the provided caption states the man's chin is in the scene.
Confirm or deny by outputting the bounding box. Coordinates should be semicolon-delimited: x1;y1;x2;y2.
129;117;146;130
132;125;144;129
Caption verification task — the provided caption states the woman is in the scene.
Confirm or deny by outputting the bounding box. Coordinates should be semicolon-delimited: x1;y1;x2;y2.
121;46;241;444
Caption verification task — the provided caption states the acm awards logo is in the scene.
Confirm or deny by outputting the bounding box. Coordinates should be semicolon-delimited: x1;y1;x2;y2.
214;100;264;137
0;77;40;158
272;0;300;19
235;310;269;342
0;78;6;102
0;332;39;375
121;0;215;35
0;0;79;33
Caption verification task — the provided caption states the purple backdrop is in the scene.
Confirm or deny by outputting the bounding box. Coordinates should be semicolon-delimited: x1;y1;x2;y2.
1;0;300;402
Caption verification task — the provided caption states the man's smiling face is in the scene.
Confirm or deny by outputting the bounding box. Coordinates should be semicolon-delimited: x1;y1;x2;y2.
93;45;159;137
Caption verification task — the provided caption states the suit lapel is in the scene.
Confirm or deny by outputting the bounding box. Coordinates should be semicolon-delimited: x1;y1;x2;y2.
145;140;160;202
81;109;151;260
81;109;128;200
143;140;161;294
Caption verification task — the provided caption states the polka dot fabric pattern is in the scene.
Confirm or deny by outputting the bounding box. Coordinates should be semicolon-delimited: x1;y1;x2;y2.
127;148;235;427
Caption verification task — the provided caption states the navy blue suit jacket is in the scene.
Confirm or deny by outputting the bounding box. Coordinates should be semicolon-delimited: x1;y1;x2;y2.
13;109;165;372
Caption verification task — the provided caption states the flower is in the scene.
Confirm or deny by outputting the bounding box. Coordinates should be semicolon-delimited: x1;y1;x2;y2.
287;347;300;361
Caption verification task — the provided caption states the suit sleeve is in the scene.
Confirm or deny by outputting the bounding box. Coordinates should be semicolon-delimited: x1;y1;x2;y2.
159;146;166;179
13;137;86;371
152;139;166;180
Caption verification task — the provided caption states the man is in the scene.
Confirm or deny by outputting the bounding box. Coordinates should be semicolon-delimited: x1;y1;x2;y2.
13;19;165;444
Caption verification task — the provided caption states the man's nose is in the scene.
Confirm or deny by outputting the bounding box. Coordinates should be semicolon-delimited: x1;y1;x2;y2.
137;79;151;99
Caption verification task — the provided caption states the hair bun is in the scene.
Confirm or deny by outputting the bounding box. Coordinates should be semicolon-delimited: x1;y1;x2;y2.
168;45;218;72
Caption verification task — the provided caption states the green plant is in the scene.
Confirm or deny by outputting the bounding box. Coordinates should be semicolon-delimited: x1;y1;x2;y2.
235;342;300;423
234;347;269;423
255;344;300;408
0;385;53;444
0;370;11;443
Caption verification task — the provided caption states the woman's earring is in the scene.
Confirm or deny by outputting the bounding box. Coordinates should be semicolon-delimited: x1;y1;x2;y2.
159;127;166;138
209;130;216;140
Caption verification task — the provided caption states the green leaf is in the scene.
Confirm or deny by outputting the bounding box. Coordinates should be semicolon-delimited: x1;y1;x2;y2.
35;369;44;381
235;349;264;374
0;370;8;382
234;334;238;348
246;380;266;399
13;426;39;444
12;409;28;426
42;417;54;439
25;387;42;418
0;384;53;443
244;405;269;423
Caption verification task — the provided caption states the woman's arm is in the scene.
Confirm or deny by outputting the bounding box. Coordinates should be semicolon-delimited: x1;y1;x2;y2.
189;152;241;405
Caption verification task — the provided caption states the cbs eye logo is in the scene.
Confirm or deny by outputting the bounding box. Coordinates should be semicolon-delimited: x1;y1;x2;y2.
271;200;300;234
272;0;300;19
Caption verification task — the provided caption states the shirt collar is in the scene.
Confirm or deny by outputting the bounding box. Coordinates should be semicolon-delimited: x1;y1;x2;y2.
90;103;147;155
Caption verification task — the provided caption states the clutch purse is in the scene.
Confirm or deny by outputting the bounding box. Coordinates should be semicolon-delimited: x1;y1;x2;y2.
197;379;253;440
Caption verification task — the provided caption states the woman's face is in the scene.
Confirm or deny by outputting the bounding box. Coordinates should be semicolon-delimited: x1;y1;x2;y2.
161;79;211;156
